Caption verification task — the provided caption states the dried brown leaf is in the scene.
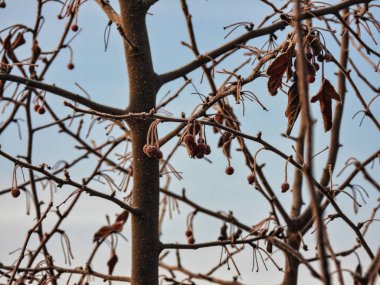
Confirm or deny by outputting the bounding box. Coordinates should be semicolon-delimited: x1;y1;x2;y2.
267;52;290;95
285;83;301;136
311;79;341;132
107;249;118;275
115;210;129;224
93;222;124;242
11;33;26;50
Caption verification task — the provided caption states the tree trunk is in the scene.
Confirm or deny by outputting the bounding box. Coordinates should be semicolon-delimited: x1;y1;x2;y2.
118;2;160;284
281;232;300;285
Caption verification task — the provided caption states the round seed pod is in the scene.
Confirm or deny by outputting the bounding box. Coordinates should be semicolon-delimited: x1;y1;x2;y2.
187;236;195;244
185;229;193;237
67;63;75;70
37;106;46;114
34;104;40;112
196;152;204;159
11;188;20;198
71;24;79;32
187;144;199;158
281;182;290;193
324;53;332;62
155;150;163;160
145;145;159;158
317;53;324;62
307;75;315;83
225;166;234;175
183;134;196;146
247;173;256;185
197;143;207;155
204;145;211;155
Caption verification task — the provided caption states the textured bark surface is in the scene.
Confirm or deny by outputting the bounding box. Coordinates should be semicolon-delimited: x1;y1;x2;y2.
118;2;160;284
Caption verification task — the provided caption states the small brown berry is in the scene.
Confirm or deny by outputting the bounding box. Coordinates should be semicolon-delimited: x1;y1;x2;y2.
187;144;199;158
145;145;159;158
155;150;163;160
11;188;20;198
313;63;320;71
225;166;234;175
183;134;195;146
317;54;324;62
204;145;211;155
57;14;63;20
0;2;6;8
71;24;79;32
306;52;313;60
196;152;204;159
247;173;256;185
185;229;193;237
34;104;40;112
281;182;290;193
37;106;46;114
324;53;332;62
306;75;315;83
187;236;195;244
197;143;207;155
67;63;75;70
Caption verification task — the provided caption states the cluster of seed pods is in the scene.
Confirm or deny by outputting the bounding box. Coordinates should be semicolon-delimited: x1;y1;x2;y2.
296;31;332;83
33;91;46;115
185;211;197;244
143;120;163;160
181;122;211;159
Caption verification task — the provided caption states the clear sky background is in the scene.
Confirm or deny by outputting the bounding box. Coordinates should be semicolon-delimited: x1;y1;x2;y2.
0;1;379;284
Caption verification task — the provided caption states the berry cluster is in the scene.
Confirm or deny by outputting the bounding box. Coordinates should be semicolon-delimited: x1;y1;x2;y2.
143;120;163;160
57;0;80;33
301;31;332;83
33;91;46;115
185;228;195;244
181;122;211;159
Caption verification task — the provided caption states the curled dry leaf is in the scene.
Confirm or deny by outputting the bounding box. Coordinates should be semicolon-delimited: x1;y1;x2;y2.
311;79;341;132
285;82;301;136
93;210;129;242
115;210;129;224
107;249;118;275
267;52;290;96
93;222;124;242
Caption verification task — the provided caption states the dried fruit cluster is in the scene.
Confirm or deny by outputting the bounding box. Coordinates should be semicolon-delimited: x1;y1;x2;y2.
181;122;211;159
267;30;341;134
33;91;47;115
143;120;163;159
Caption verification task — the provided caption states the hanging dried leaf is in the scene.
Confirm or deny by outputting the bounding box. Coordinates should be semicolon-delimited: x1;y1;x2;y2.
267;52;290;95
311;79;341;132
93;222;123;242
285;83;301;136
107;249;118;275
11;33;26;50
115;210;129;224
